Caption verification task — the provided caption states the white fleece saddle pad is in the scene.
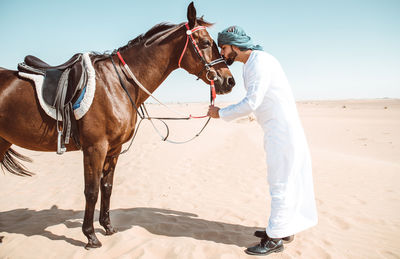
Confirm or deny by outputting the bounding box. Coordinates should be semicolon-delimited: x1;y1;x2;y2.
18;53;96;121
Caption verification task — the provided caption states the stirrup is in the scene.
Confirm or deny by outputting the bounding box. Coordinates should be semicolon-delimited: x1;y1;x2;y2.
57;131;67;155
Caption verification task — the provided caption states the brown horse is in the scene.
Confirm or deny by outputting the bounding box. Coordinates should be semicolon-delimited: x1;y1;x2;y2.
0;2;235;248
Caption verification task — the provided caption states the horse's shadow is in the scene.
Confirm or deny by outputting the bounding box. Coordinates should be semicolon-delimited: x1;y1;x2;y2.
0;206;261;248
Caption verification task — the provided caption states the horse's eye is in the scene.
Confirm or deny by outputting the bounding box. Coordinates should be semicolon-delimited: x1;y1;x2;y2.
200;40;211;49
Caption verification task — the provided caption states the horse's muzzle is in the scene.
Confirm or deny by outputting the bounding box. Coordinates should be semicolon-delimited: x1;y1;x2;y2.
214;74;235;94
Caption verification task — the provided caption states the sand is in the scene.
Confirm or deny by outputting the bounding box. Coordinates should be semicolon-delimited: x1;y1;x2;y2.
1;99;399;259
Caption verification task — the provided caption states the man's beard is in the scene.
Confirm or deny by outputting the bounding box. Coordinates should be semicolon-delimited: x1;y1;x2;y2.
224;49;238;66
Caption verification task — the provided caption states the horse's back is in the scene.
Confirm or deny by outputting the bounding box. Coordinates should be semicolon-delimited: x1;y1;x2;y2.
0;68;30;91
0;68;35;103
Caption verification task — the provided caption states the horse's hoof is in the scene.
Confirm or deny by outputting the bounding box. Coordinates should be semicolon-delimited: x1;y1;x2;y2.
105;227;117;236
85;240;102;250
101;223;117;235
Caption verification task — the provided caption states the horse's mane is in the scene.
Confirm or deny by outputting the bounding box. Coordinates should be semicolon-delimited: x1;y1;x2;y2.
118;23;177;52
92;18;213;63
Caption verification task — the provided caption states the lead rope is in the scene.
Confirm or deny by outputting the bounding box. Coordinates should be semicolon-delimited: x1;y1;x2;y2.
111;55;215;155
143;80;215;145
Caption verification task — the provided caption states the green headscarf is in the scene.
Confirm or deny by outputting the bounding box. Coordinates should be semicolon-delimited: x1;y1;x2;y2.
217;26;263;51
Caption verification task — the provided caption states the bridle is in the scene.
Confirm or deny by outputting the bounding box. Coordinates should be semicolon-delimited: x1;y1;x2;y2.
178;22;226;83
111;22;226;151
177;22;227;107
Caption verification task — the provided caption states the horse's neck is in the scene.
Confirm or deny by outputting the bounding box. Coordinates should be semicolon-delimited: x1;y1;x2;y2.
121;36;183;104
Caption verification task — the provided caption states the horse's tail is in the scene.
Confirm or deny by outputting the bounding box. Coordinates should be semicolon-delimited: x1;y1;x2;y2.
1;148;34;177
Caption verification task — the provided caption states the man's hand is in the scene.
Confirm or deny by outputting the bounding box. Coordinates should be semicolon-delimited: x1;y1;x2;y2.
208;105;220;118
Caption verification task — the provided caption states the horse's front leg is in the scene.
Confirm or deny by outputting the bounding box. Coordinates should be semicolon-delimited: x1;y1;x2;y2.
82;143;107;249
99;146;121;235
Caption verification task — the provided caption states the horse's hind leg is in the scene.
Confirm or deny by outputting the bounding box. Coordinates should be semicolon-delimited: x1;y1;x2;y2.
82;143;107;249
99;146;121;235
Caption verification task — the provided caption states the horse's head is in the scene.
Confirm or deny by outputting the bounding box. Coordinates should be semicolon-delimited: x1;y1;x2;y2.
178;2;235;95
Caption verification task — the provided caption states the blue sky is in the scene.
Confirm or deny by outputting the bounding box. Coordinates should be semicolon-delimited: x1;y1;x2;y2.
1;0;399;103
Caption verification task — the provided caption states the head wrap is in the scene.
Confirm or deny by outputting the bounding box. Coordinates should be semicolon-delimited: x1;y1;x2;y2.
217;26;263;51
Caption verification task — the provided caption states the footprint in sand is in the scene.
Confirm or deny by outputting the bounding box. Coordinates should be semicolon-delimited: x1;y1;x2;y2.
381;250;399;259
313;245;333;259
295;250;302;256
356;199;367;205
294;243;332;259
332;216;350;230
323;239;333;246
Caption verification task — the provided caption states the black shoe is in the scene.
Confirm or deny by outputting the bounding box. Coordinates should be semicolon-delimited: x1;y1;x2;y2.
254;230;294;244
245;237;284;256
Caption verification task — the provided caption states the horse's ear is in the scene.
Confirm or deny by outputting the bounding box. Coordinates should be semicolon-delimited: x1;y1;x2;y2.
187;2;197;29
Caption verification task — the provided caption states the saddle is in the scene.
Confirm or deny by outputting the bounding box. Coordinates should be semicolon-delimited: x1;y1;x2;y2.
18;54;87;154
24;54;82;70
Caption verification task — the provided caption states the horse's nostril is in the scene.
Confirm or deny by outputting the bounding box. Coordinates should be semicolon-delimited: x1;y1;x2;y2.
228;77;235;87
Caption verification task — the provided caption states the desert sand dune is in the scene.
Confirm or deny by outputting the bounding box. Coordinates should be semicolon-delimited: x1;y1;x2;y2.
1;99;399;258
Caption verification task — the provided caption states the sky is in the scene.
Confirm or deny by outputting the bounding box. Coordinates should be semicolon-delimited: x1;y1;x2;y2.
1;0;399;103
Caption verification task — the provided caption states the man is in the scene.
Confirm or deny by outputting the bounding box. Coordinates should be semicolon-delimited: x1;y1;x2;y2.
208;26;318;256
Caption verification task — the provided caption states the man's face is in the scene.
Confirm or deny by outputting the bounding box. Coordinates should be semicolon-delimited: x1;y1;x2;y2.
220;45;238;66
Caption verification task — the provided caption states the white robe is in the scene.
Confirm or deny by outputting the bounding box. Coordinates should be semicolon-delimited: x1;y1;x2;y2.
219;50;318;238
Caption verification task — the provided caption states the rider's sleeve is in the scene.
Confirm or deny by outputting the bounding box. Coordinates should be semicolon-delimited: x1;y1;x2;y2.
218;56;271;121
